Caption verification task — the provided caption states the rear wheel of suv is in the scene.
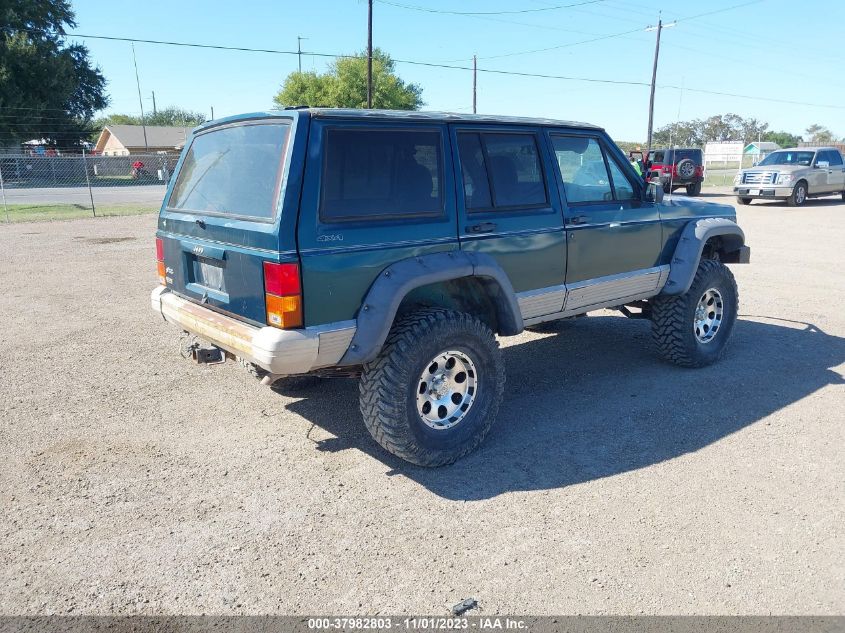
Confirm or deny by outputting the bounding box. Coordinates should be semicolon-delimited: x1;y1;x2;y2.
686;182;702;196
737;197;752;205
787;181;808;207
650;259;738;368
359;308;505;467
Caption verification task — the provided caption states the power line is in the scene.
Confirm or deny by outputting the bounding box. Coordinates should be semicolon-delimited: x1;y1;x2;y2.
374;0;607;16
672;0;766;23
477;25;647;60
6;27;845;112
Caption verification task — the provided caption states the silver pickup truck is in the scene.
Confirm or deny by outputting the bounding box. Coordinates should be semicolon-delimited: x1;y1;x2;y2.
733;146;845;206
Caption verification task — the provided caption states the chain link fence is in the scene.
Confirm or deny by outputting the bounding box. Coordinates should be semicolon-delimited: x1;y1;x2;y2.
0;153;177;223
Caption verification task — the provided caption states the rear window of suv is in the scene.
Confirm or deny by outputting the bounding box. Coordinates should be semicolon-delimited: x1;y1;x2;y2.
320;128;443;221
168;121;290;220
649;149;701;164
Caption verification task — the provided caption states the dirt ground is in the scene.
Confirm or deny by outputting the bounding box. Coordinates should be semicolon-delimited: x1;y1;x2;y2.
1;189;843;615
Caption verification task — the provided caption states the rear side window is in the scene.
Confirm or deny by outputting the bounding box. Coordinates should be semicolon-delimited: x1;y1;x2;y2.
320;128;443;221
457;131;547;211
168;122;290;220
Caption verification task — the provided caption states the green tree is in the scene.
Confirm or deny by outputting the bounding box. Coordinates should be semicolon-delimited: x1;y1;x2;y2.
0;0;108;148
805;124;836;144
652;121;703;147
93;106;206;132
653;113;773;148
763;130;801;148
274;49;423;110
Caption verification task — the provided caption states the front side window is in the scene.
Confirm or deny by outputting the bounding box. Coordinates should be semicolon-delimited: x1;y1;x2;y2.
607;156;637;200
553;136;612;203
457;131;547;211
168;122;290;219
320;128;443;221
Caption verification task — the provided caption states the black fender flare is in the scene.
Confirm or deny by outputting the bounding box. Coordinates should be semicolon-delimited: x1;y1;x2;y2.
339;251;524;365
661;217;747;296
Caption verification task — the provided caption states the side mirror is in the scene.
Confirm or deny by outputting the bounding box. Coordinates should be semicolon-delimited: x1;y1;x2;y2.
646;180;664;203
816;160;830;169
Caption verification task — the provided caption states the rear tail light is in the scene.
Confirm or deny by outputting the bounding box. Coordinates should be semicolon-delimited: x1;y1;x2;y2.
263;261;302;329
155;237;165;285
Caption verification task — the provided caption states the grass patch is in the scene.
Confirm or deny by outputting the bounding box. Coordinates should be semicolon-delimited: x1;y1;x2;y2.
1;203;158;223
704;172;738;187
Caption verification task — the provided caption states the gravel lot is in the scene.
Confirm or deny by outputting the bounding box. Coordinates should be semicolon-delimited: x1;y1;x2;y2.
1;189;843;615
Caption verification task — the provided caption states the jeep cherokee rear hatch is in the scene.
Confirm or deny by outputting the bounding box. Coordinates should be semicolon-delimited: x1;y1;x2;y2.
156;114;303;328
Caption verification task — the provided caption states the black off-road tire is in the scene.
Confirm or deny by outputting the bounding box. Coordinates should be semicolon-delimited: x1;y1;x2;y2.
686;181;702;196
650;259;739;368
359;308;505;467
787;180;808;207
676;158;696;180
841;190;845;201
737;197;752;205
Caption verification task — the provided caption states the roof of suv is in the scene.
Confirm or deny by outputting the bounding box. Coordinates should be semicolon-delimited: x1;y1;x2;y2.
196;108;602;132
779;146;840;152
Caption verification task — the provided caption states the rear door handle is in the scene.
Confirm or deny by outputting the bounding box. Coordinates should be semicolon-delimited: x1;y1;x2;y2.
467;222;497;233
570;215;589;225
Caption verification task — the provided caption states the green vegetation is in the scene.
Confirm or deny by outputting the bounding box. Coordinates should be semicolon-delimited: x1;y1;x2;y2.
92;106;208;138
2;203;158;223
274;48;423;110
0;0;108;148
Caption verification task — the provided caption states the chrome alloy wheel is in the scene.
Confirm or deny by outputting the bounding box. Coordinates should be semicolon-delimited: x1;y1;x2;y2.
415;350;477;430
693;288;724;344
795;184;807;205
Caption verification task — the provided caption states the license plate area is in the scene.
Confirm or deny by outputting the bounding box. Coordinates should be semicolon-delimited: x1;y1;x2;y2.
749;189;760;195
185;254;230;303
190;256;227;293
195;256;226;291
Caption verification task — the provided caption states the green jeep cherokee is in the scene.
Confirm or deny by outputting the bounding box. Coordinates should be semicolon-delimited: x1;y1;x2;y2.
151;108;751;466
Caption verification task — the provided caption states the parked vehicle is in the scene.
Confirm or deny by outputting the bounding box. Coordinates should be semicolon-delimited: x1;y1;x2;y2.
733;147;845;206
643;148;705;196
151;109;750;466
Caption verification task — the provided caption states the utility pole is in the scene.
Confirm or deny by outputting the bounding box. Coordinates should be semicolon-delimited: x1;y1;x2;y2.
644;16;674;161
472;55;477;114
297;36;308;73
151;90;157;116
367;0;373;109
131;43;149;152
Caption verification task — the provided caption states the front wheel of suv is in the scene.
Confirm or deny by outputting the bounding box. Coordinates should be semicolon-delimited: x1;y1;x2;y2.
359;308;505;467
650;259;739;368
787;181;808;207
737;197;752;205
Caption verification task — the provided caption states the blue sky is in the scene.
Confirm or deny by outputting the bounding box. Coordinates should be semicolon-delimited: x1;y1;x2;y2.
70;0;845;142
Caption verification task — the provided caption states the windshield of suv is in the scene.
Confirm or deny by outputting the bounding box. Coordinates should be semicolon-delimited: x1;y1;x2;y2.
757;150;815;167
168;121;290;220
